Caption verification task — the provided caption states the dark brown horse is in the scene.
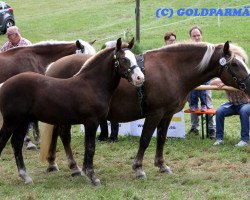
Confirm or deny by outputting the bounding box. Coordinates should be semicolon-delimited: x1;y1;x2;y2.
0;38;145;185
0;39;96;143
43;41;250;181
0;39;96;82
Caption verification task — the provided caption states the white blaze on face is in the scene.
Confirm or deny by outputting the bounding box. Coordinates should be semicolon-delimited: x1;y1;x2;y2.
235;56;250;74
124;50;145;86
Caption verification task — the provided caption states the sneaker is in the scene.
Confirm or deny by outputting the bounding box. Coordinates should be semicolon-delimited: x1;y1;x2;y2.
26;141;37;150
213;139;224;146
235;140;248;147
190;106;198;112
201;105;207;112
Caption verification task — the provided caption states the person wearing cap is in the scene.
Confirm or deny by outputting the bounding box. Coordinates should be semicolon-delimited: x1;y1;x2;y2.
1;26;31;52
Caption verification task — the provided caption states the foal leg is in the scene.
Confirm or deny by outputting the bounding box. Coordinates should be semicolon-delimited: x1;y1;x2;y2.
83;120;100;186
11;123;33;184
46;125;60;172
32;121;40;145
132;112;163;178
59;125;81;176
155;116;173;174
0;123;14;155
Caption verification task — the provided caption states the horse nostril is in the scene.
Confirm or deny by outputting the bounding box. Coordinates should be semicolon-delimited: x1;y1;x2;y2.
137;76;144;83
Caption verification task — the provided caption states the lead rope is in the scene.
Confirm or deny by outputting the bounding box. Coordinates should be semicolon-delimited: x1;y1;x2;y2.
136;54;147;116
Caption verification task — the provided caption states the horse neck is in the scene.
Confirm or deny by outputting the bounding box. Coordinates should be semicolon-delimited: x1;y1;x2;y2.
31;43;77;67
76;49;121;96
151;44;219;91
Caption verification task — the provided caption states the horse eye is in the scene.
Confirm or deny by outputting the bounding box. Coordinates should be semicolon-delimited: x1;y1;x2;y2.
231;62;237;67
121;58;127;62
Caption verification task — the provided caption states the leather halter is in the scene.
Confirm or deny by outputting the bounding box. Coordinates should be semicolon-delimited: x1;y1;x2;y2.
219;56;250;91
113;49;138;79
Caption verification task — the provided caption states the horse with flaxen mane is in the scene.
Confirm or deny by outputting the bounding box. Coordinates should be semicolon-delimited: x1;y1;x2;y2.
43;41;250;182
0;38;144;186
0;39;96;143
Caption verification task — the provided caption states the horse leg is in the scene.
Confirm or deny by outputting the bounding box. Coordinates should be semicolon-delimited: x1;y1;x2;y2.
46;125;60;172
132;112;163;178
83;120;100;186
0;123;14;155
155;116;173;174
32;121;40;145
11;123;33;184
59;125;81;176
98;120;109;141
109;121;119;142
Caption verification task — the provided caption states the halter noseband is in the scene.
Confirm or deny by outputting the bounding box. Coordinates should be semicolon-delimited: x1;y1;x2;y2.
219;56;250;91
113;50;138;79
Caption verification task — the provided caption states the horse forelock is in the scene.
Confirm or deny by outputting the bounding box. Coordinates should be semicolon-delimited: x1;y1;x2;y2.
228;43;248;64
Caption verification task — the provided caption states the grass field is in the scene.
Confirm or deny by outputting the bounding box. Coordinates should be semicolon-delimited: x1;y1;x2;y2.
0;1;250;199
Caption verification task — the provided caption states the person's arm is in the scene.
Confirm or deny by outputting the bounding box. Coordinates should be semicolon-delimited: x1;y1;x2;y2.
210;78;225;88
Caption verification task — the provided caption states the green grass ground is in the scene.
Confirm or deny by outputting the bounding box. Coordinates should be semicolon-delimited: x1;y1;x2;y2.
0;1;249;199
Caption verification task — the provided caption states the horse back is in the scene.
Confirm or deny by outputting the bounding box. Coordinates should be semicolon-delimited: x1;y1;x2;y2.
46;54;92;78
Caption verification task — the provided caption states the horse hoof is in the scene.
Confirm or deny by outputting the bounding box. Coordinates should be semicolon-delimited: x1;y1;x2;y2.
24;177;33;184
135;170;146;179
108;138;118;143
93;178;101;186
46;165;59;173
160;166;173;174
71;171;82;177
98;136;108;141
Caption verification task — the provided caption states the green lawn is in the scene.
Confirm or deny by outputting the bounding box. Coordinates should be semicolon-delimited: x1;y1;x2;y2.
0;1;249;199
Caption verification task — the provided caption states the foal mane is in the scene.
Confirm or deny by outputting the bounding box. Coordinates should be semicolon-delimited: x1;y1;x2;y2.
74;47;115;76
74;43;130;76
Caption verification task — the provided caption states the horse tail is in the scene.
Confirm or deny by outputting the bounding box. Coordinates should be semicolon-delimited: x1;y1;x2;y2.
39;122;54;162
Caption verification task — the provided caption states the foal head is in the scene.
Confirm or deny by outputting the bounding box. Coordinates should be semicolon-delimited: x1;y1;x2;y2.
114;38;144;87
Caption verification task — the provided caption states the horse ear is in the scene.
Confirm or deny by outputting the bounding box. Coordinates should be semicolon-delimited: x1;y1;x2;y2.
116;38;122;51
128;37;134;49
223;41;230;55
89;40;96;45
76;40;84;49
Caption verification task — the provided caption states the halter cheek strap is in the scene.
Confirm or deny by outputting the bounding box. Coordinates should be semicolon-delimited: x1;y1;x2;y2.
113;53;138;79
219;56;250;91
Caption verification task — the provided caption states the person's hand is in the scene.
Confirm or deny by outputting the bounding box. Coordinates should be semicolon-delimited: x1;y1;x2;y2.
216;82;225;88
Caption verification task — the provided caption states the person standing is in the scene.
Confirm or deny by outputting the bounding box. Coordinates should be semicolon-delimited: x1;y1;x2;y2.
211;78;249;147
0;26;36;150
188;26;216;138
